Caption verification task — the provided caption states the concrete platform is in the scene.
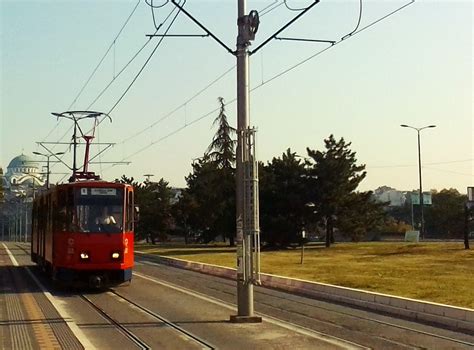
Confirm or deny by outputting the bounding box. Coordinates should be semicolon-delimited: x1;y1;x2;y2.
0;243;83;350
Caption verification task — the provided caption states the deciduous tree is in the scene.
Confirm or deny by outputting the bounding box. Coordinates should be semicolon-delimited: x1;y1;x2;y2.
425;188;466;238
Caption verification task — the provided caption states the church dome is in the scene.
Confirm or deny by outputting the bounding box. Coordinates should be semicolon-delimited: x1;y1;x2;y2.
7;154;40;173
7;154;39;169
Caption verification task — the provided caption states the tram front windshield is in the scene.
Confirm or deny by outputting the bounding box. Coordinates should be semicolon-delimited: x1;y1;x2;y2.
74;188;124;233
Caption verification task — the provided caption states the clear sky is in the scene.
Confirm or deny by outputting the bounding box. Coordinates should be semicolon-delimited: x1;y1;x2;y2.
1;0;472;193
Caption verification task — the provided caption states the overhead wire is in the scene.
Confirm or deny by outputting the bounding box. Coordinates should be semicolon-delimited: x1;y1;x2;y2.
424;167;473;177
45;0;143;174
76;0;185;175
101;0;415;174
88;4;179;112
40;0;141;143
260;1;285;17
284;0;309;12
341;0;363;40
260;0;278;14
69;0;142;110
120;64;235;144
368;159;474;169
98;0;287;172
147;0;170;30
258;0;414;88
106;2;184;116
49;2;182;172
145;0;169;8
103;0;283;147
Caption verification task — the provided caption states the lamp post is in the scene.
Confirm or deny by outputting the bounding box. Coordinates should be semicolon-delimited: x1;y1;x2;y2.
400;124;436;239
33;151;65;189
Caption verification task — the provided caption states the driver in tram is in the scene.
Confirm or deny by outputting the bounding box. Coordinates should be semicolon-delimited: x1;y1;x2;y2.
95;207;116;226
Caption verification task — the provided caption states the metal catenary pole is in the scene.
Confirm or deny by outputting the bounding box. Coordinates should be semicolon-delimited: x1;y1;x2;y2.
229;0;262;323
235;0;253;319
164;0;320;322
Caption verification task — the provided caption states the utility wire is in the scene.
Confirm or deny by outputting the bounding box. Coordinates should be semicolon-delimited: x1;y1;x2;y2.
257;0;414;87
69;0;142;110
61;1;185;177
41;0;141;144
368;159;474;169
87;4;179;112
261;1;285;16
284;0;309;12
50;3;181;171
120;64;235;144
147;0;170;30
146;0;169;8
424;167;473;177
102;102;232;171
97;0;282;147
260;0;278;14
106;3;184;116
341;0;363;40
109;0;312;149
99;0;416;173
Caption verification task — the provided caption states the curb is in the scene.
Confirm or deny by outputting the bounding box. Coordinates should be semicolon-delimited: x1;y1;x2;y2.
136;251;474;332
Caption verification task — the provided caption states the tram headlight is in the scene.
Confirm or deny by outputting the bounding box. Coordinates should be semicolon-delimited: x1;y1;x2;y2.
111;252;120;260
80;252;89;260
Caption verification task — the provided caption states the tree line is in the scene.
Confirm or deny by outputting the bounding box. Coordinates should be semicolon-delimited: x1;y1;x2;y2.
116;98;469;248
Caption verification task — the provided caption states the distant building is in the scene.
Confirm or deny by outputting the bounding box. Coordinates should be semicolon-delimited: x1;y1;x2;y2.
170;187;183;204
3;154;45;197
1;154;45;240
373;186;406;207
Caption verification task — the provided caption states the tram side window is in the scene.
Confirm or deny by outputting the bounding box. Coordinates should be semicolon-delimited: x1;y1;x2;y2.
32;202;38;234
38;198;46;233
67;188;74;231
53;190;68;232
126;190;133;231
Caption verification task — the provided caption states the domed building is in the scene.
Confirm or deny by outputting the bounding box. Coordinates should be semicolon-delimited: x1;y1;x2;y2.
3;154;45;196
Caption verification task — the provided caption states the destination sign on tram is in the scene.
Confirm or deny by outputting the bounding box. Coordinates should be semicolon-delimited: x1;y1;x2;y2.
80;188;118;196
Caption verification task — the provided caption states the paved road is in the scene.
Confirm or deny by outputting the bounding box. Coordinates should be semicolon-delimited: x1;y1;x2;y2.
1;242;473;349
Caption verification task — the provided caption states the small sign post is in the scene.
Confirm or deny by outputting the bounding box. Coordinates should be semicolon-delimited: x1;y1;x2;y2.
464;186;473;250
300;230;306;264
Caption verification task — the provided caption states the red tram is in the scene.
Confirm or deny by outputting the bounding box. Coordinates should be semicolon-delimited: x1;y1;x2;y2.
31;181;135;288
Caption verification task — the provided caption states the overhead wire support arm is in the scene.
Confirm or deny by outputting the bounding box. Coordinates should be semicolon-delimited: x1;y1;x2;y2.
89;161;131;165
275;37;336;45
250;0;320;56
37;142;73;170
39;142;115;145
146;33;209;38
170;0;235;55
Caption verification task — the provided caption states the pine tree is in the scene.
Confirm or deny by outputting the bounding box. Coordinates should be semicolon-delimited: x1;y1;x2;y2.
306;135;368;247
259;149;307;247
206;97;236;170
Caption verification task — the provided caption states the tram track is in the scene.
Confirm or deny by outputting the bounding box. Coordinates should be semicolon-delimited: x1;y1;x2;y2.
9;243;473;349
80;291;215;350
135;261;474;349
80;294;151;350
253;287;474;348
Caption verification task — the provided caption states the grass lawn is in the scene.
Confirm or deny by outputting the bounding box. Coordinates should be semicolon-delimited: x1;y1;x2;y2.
137;242;474;309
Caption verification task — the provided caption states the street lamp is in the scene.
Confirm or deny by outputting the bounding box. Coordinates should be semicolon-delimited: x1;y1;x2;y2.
33;151;65;189
400;124;436;239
